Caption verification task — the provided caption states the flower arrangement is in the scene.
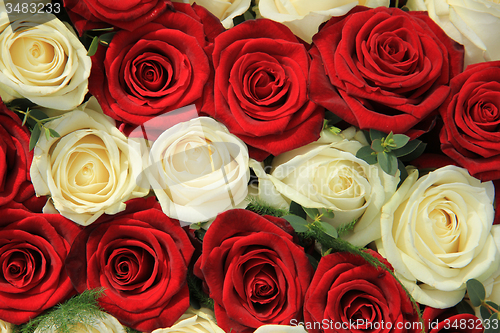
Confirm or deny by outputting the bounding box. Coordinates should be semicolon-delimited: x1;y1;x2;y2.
0;0;499;332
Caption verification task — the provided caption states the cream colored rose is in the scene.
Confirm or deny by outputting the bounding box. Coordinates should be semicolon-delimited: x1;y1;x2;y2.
0;11;90;110
34;312;126;333
152;307;224;333
250;127;399;246
172;0;250;28
254;325;308;333
376;166;500;309
0;320;13;333
30;97;149;226
146;117;249;224
256;0;389;43
406;0;500;67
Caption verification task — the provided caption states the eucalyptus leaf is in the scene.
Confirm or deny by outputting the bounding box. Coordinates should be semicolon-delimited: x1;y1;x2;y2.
324;112;343;125
485;312;500;333
99;32;116;46
283;215;308;233
467;279;486;307
29;123;41;151
321;222;338;239
289;201;307;220
243;9;255;21
321;209;335;219
356;146;377;165
87;36;99;56
369;129;385;142
371;139;385;153
392;134;410;148
306;254;318;270
392;139;421;157
455;299;475;315
481;304;493;322
303;207;319;220
21;109;29;126
49;128;61;138
377;151;398;176
487;301;499;310
29;109;49;121
399;142;427;162
397;159;408;187
44;127;50;141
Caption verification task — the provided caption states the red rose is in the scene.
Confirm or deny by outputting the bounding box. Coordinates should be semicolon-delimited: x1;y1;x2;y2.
203;19;324;161
194;209;313;333
439;60;500;181
65;197;194;332
309;6;463;136
423;307;483;333
89;3;223;128
0;101;46;212
0;202;80;324
303;250;420;333
62;0;172;35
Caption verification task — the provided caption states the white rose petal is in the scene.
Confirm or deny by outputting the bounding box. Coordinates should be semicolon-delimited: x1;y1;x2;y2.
376;165;500;308
256;0;389;43
0;320;13;333
152;307;224;333
251;127;399;247
146;117;250;224
30;97;149;225
34;312;126;333
172;0;250;28
0;11;91;109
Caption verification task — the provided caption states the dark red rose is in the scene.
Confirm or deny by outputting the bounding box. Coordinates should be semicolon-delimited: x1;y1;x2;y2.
0;202;80;324
0;100;46;212
439;60;500;181
62;0;172;35
194;209;313;333
423;307;483;333
303;250;420;333
66;197;194;332
309;6;463;136
89;3;223;128
203;19;324;161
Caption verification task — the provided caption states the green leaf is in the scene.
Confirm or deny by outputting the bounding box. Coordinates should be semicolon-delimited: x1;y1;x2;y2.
87;36;99;57
49;128;61;138
289;201;307;220
321;222;338;238
392;139;422;157
456;299;475;315
322;248;333;256
324;112;343;125
303;207;319;220
89;27;114;32
356;146;377;165
190;223;201;230
467;279;486;307
243;9;255;21
487;301;499;310
485;312;500;333
392;134;410;148
306;253;318;270
44;127;50;141
21;109;30;126
399;142;427;162
321;209;335;219
29;123;41;151
283;215;308;233
98;32;116;46
397;159;408;187
369;129;385;142
29;109;49;121
481;304;493;321
377;151;398;176
371;139;385;153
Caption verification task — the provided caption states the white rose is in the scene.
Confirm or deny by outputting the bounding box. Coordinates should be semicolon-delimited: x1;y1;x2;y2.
0;320;13;333
30;97;149;225
251;127;399;246
253;325;308;333
152;307;224;333
34;312;126;333
146;117;249;224
172;0;250;28
406;0;500;67
376;165;500;308
0;11;91;110
255;0;389;43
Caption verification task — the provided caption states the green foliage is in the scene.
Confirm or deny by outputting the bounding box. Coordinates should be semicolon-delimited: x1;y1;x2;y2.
246;197;288;217
16;289;106;333
467;279;486;307
465;278;500;333
336;219;358;237
187;274;215;311
125;327;143;333
84;28;116;56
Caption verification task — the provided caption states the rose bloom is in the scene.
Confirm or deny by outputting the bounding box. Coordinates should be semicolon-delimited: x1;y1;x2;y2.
0;202;81;324
30;97;149;226
152;307;224;333
204;18;324;161
146;117;249;224
439;61;500;181
194;209;313;333
173;0;250;28
0;320;12;333
62;0;172;35
309;6;464;136
34;312;126;333
376;165;500;308
90;3;223;128
0;98;46;212
0;13;91;110
256;0;389;43
303;250;420;333
423;307;483;333
407;0;500;67
66;197;194;332
251;127;399;246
